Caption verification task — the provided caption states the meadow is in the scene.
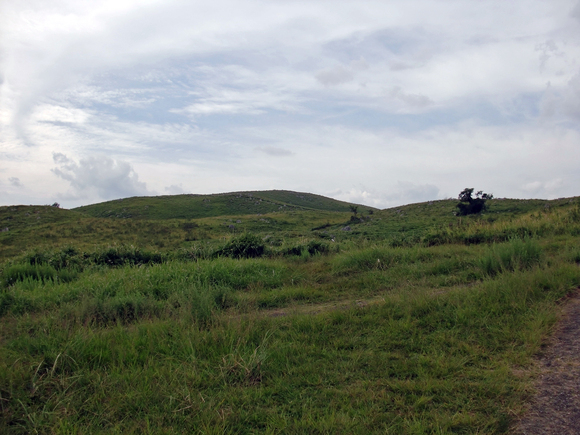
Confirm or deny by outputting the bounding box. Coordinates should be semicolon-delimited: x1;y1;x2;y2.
0;193;579;433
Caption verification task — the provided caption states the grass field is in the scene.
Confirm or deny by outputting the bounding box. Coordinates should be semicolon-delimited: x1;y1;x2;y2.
1;192;579;433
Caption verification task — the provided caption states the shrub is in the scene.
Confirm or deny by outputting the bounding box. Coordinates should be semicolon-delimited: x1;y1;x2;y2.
307;240;329;255
281;245;304;257
214;234;265;259
90;245;164;267
456;188;493;216
567;206;580;223
46;246;84;270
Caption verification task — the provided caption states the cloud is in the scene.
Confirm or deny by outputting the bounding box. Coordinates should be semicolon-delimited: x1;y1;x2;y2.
331;182;440;209
315;65;354;86
30;104;91;124
350;57;369;71
388;86;433;109
51;153;150;200
2;0;580;209
522;178;564;196
387;181;440;204
535;40;562;72
254;146;294;157
165;184;185;194
175;81;302;118
540;73;580;121
571;1;580;20
9;177;22;187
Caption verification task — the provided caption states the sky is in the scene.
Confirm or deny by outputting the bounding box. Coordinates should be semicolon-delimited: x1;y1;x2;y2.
1;0;580;209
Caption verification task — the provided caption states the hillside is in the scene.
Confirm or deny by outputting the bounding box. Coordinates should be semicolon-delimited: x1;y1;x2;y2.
1;193;580;433
1;196;577;263
73;190;372;220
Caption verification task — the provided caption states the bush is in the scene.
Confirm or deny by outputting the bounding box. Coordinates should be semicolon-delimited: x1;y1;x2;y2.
307;240;329;255
457;188;493;216
281;245;304;257
45;246;83;270
214;234;266;259
90;245;164;267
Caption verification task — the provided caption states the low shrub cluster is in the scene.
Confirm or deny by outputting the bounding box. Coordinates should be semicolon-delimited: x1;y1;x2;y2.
0;245;166;288
279;240;331;257
213;233;266;259
20;245;164;269
90;246;164;267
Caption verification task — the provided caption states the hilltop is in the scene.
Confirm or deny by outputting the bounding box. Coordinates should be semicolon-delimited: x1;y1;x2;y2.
72;190;374;220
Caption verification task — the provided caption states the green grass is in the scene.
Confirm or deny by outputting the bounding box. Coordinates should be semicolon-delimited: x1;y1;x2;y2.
73;190;372;220
0;193;579;433
2;261;578;433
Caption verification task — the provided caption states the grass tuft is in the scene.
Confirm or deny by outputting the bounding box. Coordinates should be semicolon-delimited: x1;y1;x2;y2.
479;237;543;276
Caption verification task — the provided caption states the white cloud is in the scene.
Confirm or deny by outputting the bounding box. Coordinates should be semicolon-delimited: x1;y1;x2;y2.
388;86;432;109
30;104;91;124
9;177;22;187
316;65;354;86
522;178;564;196
331;182;440;209
165;184;185;194
51;153;151;201
538;72;580;124
254;146;294;157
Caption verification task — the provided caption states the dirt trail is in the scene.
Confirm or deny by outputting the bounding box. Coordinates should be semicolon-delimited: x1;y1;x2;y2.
514;290;580;435
263;295;387;318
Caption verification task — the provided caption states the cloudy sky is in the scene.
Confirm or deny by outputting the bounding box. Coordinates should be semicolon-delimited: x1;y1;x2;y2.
1;0;580;209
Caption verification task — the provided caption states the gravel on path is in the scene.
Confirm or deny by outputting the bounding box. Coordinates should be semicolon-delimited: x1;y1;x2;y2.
514;290;580;435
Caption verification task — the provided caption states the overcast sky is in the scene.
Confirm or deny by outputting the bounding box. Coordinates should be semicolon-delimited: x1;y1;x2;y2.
1;0;580;209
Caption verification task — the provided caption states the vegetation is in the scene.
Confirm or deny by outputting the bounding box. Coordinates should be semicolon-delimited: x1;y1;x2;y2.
0;191;579;433
73;190;373;220
456;188;494;215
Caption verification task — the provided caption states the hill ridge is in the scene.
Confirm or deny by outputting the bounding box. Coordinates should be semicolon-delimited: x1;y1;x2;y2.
72;189;376;220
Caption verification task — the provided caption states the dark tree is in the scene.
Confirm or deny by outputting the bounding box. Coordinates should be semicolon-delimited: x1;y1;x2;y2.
456;188;493;216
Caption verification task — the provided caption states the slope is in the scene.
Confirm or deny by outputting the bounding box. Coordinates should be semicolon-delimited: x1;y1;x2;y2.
72;190;372;220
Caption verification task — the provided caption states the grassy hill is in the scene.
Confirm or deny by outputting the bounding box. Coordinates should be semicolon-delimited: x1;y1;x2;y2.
0;195;576;263
73;190;372;220
1;193;579;433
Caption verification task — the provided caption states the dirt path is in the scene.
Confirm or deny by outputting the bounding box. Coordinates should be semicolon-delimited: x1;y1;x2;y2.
514;290;580;434
263;295;386;318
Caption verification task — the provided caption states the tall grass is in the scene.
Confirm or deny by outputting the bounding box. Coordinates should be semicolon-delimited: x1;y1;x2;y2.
2;261;578;433
424;205;580;246
0;257;300;326
479;237;543;276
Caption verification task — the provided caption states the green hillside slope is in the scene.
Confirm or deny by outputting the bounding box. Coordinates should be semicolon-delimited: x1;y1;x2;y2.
1;195;577;264
1;194;580;433
72;190;371;220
